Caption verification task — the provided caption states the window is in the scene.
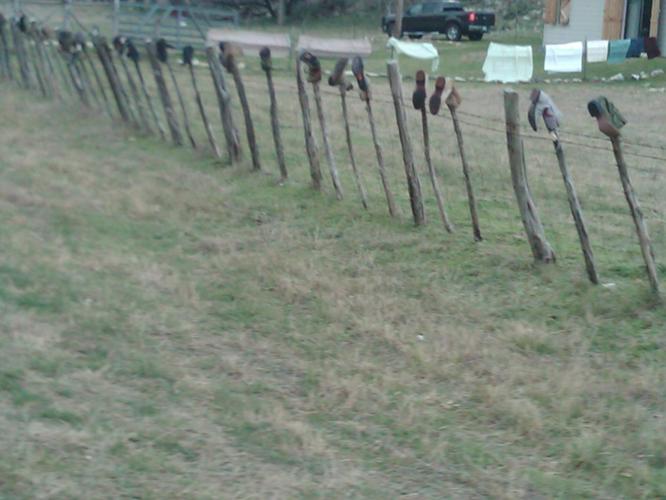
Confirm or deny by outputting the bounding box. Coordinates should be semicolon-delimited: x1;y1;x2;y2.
544;0;571;25
407;4;423;16
422;3;439;14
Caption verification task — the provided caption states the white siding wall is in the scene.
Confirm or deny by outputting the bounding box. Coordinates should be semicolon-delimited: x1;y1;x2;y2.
543;0;607;45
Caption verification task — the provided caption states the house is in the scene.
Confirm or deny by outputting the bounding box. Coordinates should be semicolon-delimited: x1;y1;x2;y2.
543;0;665;53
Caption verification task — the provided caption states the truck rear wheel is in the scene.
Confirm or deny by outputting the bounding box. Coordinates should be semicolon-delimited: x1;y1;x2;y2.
445;22;462;41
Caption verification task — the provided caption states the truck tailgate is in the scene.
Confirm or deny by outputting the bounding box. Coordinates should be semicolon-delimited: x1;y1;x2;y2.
474;12;495;26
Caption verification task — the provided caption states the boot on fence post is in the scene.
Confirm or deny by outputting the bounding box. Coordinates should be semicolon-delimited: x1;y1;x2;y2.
146;39;183;145
0;14;13;80
503;89;555;263
183;45;221;160
206;44;241;164
528;89;599;284
79;32;113;117
300;50;343;200
127;39;165;140
430;77;482;240
352;56;397;217
113;36;151;133
94;35;131;122
106;38;139;125
295;55;322;190
260;47;287;181
44;27;74;97
588;96;660;295
387;60;425;226
329;57;368;210
157;38;195;148
220;42;260;171
414;70;453;232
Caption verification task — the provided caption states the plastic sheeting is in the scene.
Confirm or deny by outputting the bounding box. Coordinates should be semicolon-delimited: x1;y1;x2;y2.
586;40;609;63
544;41;583;73
386;37;439;71
482;42;533;83
207;29;292;58
297;35;372;59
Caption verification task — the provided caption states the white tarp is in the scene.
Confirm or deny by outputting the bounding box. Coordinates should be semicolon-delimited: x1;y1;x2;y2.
544;41;583;73
482;42;533;83
587;40;609;63
207;29;292;58
387;37;439;71
297;35;372;59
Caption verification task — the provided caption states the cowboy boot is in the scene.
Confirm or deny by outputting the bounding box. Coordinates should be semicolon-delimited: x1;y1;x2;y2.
444;81;461;110
182;45;194;66
429;76;445;115
259;46;272;72
588;97;626;138
328;57;348;87
412;70;426;110
299;50;321;83
351;56;370;101
126;39;139;63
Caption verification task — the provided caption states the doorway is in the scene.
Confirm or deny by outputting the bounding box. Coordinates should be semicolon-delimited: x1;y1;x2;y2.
625;0;653;38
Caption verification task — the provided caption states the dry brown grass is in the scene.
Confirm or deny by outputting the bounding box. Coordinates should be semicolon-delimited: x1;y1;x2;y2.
0;40;665;499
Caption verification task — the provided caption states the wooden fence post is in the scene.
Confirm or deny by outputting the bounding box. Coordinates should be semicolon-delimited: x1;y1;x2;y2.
28;25;51;98
81;39;113;117
448;104;482;241
260;47;287;180
146;40;183;145
609;136;660;294
552;135;599;284
107;43;138;125
0;15;13;80
127;40;165;140
503;89;555;263
206;45;241;164
387;60;425;226
93;36;131;122
114;40;151;132
221;44;261;170
339;83;369;209
296;57;322;190
184;46;221;159
420;105;453;232
163;51;196;147
10;22;31;88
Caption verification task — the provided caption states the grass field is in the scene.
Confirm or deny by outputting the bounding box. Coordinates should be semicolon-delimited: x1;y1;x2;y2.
1;6;666;498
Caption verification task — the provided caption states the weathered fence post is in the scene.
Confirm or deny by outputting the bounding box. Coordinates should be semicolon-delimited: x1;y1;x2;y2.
127;40;165;140
37;28;64;100
156;39;195;147
146;39;183;145
329;57;368;209
446;87;482;241
93;35;131;122
10;19;31;88
183;46;221;159
206;45;241;164
296;56;322;190
588;96;659;294
0;14;13;80
28;23;51;98
79;33;112;116
113;37;151;132
301;51;343;200
260;47;287;180
387;60;425;226
528;89;598;283
220;43;261;170
503;89;555;263
415;71;453;232
352;56;397;217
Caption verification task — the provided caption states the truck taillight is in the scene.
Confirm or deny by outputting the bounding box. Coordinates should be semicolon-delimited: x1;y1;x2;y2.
468;12;476;22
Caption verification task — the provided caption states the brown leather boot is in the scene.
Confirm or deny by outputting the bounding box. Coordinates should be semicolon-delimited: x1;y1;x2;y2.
429;76;445;115
412;70;426;110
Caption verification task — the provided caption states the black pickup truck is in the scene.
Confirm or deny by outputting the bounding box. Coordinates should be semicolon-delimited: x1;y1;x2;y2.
382;1;495;41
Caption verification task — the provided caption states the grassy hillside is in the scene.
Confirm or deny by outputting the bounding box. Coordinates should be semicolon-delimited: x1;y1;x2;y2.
1;59;666;499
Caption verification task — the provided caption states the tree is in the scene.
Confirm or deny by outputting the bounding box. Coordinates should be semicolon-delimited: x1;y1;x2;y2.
393;0;404;37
